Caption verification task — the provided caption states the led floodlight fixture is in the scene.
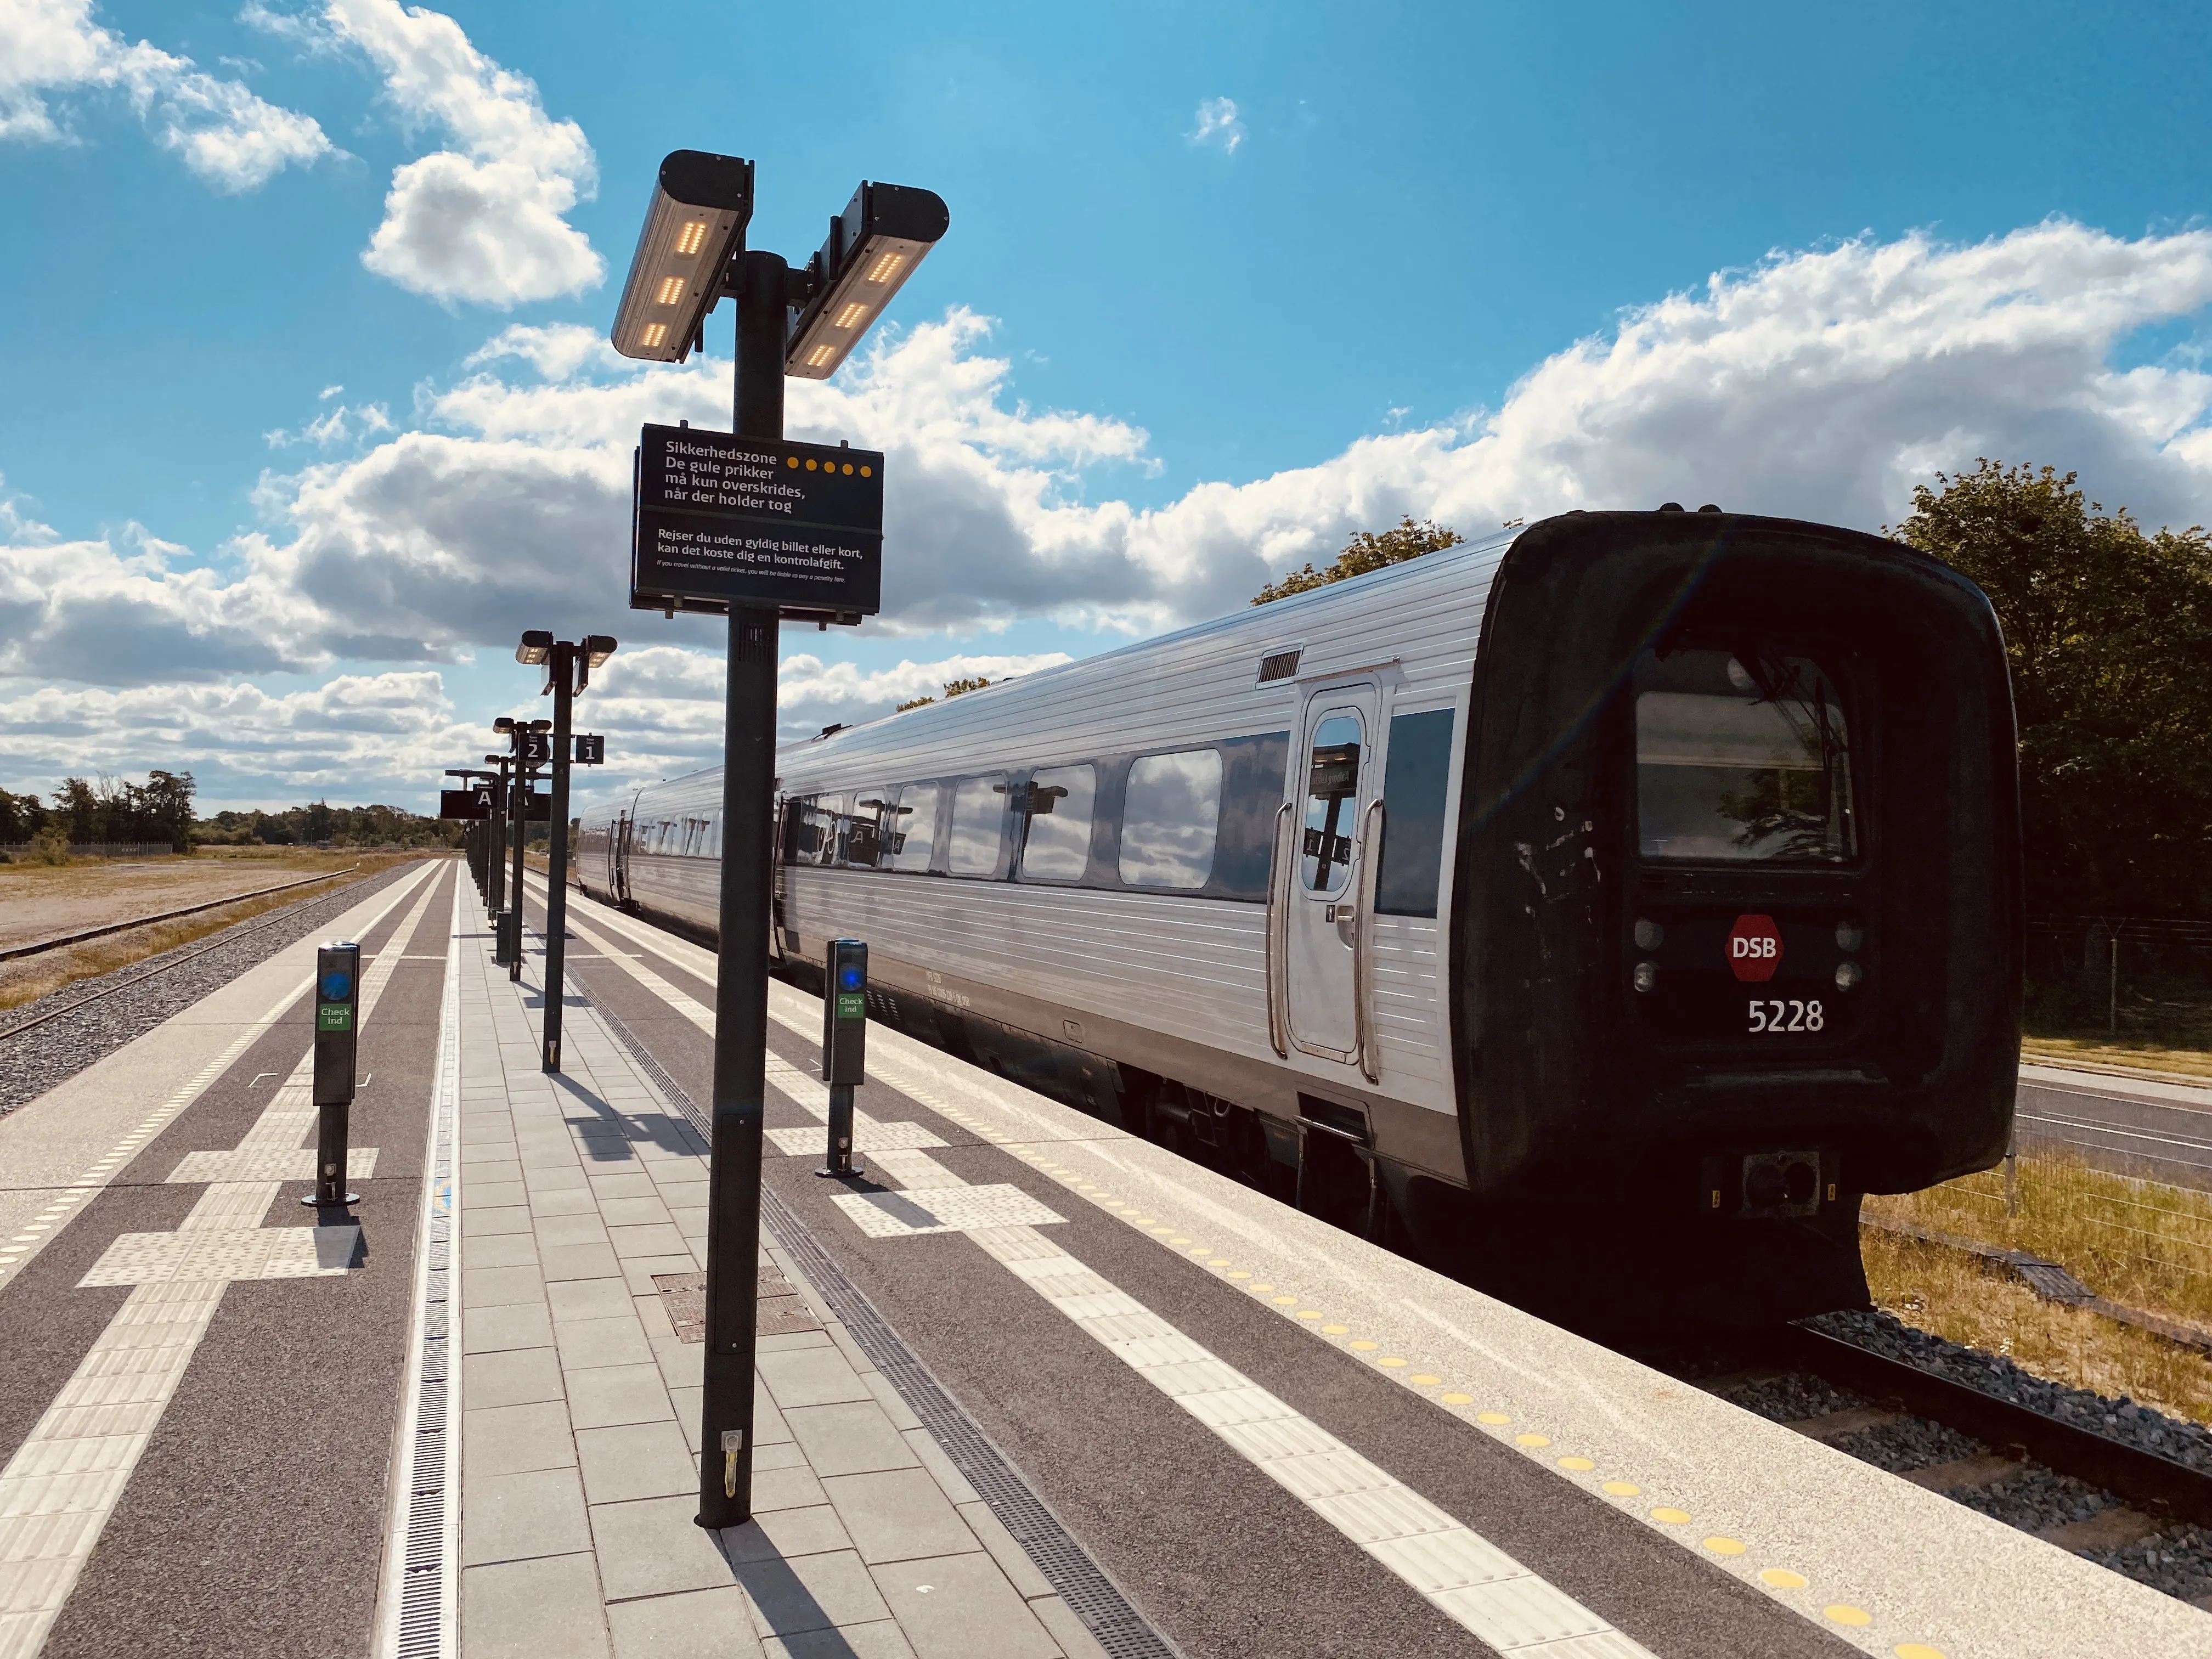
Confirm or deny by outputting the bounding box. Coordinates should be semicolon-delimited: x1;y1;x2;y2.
492;716;516;734
516;630;554;665
585;635;618;669
611;150;755;363
786;182;950;380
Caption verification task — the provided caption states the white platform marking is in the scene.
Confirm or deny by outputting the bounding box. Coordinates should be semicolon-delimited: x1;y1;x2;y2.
0;866;443;1659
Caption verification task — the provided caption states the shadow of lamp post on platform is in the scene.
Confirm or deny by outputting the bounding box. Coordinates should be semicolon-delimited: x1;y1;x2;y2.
607;148;946;1529
514;631;616;1074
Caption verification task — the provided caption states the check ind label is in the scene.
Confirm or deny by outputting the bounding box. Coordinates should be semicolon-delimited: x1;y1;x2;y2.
836;992;866;1019
317;1005;353;1031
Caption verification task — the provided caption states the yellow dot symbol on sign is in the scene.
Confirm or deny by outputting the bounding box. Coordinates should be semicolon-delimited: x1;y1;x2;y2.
1602;1480;1640;1497
1650;1508;1691;1525
1703;1537;1746;1556
1760;1568;1807;1589
842;462;854;474
1348;1340;1379;1351
1516;1433;1550;1448
1378;1357;1407;1368
1476;1410;1510;1424
805;458;817;470
1411;1374;1442;1386
860;465;872;476
1321;1324;1350;1335
1442;1393;1475;1406
1558;1457;1595;1471
1894;1646;1947;1659
786;456;798;467
1824;1606;1872;1629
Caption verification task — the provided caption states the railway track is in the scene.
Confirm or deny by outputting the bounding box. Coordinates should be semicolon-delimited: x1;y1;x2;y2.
0;864;354;963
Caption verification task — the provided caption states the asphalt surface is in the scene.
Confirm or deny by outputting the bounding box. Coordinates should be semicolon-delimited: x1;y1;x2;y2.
529;883;1853;1659
0;864;454;1659
2017;1069;2212;1189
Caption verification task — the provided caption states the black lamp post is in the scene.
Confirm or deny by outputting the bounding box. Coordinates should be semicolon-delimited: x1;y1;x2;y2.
516;633;616;1071
608;151;945;1531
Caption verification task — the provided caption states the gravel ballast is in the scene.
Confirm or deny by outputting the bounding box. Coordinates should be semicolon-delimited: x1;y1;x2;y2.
0;860;425;1118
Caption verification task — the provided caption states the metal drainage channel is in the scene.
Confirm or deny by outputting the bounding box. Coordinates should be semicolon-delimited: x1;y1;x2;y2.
583;986;1181;1659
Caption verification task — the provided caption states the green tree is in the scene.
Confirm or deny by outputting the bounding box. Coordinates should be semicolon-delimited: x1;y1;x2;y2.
1893;460;2212;917
896;675;995;713
1251;516;1465;606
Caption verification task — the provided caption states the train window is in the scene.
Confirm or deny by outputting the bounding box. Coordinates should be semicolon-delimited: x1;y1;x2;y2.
1121;750;1222;889
948;774;1007;876
815;794;849;865
1635;649;1856;863
848;789;889;868
783;798;825;864
1378;708;1455;917
1301;713;1364;894
1209;732;1291;901
1020;765;1095;882
887;782;941;872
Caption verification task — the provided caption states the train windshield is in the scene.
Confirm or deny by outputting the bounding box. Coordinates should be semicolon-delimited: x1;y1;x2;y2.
1635;648;1855;863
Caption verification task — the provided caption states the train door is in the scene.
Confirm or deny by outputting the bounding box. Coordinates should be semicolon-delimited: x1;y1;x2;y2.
612;812;633;904
1286;684;1380;1062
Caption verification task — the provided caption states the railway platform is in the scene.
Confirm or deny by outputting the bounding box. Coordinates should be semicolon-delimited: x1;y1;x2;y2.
1;854;2205;1658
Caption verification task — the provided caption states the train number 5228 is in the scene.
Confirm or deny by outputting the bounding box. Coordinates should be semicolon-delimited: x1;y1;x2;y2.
1748;999;1824;1034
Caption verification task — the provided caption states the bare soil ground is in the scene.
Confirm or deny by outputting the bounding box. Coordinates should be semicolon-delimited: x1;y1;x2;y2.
0;850;439;1013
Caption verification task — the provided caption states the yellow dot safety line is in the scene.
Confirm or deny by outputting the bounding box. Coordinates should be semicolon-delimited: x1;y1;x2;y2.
988;1139;1949;1659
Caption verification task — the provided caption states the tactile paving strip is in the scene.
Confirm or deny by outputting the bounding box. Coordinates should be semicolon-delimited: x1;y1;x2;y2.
579;986;1182;1659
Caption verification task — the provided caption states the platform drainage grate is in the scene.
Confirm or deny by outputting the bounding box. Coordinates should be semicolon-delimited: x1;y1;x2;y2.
583;987;1181;1659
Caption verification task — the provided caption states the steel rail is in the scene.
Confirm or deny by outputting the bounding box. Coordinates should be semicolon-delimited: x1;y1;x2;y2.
1780;1323;2212;1529
0;864;358;963
0;863;384;1044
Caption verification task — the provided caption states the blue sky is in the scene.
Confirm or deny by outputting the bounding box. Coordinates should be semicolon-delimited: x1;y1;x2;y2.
5;0;2212;814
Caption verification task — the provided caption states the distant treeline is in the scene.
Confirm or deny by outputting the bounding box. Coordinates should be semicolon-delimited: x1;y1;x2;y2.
0;771;462;851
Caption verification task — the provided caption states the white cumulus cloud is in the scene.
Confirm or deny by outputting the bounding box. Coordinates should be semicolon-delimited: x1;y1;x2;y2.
0;0;331;188
311;0;603;305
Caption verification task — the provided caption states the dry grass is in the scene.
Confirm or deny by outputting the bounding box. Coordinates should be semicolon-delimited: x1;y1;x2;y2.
2022;1036;2212;1081
1859;1228;2212;1423
0;852;444;1014
1863;1151;2212;1421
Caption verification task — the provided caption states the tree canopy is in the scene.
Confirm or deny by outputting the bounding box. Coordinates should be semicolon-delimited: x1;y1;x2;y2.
896;675;994;713
1894;461;2212;917
1251;516;1465;605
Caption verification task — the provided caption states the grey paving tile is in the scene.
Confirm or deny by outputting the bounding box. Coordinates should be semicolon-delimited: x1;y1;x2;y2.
671;1386;704;1454
753;1441;810;1473
1026;1594;1110;1659
464;1407;579;1477
610;1222;692;1259
654;1339;704;1392
759;1620;915;1659
521;1142;582;1169
467;1232;541;1271
606;1585;763;1659
465;1205;537;1238
464;1265;547;1310
635;1292;676;1343
721;1503;852;1563
589;1171;661;1200
820;1470;976;1567
461;1552;610;1659
534;1211;613;1248
599;1195;674;1228
464;1346;565;1410
543;1241;625;1282
870;1553;1058;1659
822;1323;873;1378
526;1164;594;1193
550;1277;639;1321
955;1502;1052;1600
569;1362;675;1430
623;1253;703;1293
899;1430;979;1507
861;1372;921;1433
749;1462;827;1514
590;1494;740;1600
556;1313;655;1371
462;1465;594;1566
757;1346;874;1411
757;1331;832;1355
576;1419;696;1505
728;1547;890;1638
463;1157;525;1185
465;1180;529;1210
783;1403;918;1479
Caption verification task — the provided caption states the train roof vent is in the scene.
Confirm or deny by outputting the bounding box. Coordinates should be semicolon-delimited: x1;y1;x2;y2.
1256;648;1302;684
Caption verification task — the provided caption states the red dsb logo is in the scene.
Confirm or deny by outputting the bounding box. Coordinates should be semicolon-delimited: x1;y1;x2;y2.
1728;915;1782;983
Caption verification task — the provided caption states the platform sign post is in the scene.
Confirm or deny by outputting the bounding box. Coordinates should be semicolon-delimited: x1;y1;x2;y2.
817;940;867;1179
306;941;360;1208
607;151;945;1532
517;635;617;1075
486;757;511;933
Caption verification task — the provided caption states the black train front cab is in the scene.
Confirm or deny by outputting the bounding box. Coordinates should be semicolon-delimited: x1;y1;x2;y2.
1449;510;2022;1326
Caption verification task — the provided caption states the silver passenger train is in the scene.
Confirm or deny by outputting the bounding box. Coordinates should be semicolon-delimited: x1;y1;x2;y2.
579;509;2022;1334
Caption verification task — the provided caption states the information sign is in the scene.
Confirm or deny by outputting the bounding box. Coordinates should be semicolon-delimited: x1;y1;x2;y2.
521;732;553;765
631;425;884;621
573;734;605;765
440;786;496;821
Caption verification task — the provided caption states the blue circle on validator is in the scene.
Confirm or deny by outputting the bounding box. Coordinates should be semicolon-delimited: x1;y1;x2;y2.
838;963;864;990
321;972;353;1001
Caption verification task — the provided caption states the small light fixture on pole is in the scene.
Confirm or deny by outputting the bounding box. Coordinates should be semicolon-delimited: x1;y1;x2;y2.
514;631;617;1072
611;153;755;363
786;183;951;380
